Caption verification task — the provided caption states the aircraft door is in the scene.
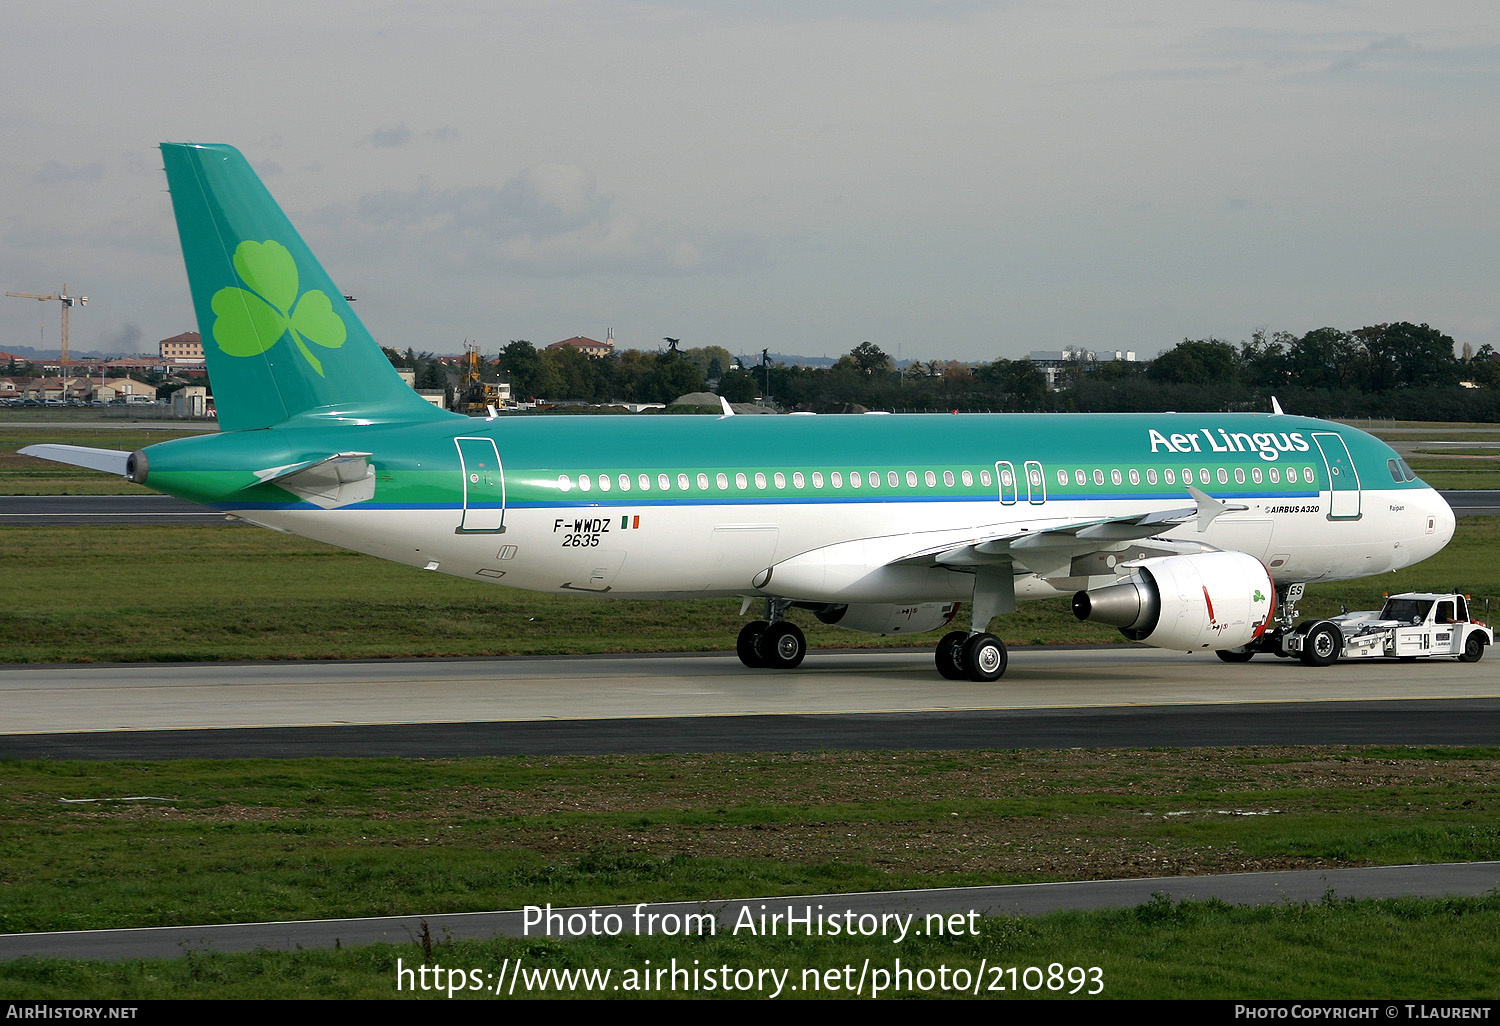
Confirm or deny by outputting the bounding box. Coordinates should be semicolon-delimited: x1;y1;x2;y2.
996;462;1017;505
1025;461;1046;505
1312;432;1361;520
455;437;506;533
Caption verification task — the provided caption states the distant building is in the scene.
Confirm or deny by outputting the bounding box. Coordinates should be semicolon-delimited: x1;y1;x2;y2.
159;331;204;361
1027;347;1138;389
546;330;616;359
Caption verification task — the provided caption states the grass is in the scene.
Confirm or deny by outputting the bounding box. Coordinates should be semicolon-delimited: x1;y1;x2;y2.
1;748;1498;997
2;896;1498;998
2;748;1497;934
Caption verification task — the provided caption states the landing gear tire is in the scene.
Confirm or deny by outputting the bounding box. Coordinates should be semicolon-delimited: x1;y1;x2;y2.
760;622;807;670
1300;622;1342;667
1460;635;1487;663
935;631;969;680
736;620;770;668
1215;646;1255;663
963;633;1007;682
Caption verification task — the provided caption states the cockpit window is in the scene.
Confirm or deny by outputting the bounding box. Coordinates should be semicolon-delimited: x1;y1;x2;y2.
1397;459;1418;482
1388;459;1403;484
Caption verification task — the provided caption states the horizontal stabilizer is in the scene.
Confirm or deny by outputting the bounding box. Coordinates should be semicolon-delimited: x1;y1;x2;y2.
253;452;375;509
18;444;131;476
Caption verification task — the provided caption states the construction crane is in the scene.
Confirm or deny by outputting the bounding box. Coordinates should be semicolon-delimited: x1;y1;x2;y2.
6;283;87;375
456;340;503;415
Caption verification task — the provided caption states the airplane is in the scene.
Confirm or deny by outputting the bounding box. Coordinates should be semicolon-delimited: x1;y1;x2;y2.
20;143;1459;681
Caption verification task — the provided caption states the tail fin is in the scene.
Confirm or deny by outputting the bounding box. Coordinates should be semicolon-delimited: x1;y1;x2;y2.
161;143;449;431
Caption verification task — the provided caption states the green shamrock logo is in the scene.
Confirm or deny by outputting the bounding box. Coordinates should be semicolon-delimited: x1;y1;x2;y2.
1253;590;1266;603
210;240;346;376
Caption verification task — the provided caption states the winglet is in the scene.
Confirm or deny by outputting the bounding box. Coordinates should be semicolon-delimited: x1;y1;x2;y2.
1271;396;1284;416
1186;484;1248;532
719;395;735;417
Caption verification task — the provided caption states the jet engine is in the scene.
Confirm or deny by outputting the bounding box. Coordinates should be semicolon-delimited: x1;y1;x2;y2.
812;601;960;636
1070;551;1275;651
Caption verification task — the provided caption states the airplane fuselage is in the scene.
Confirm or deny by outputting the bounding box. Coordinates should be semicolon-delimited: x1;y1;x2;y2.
136;409;1454;605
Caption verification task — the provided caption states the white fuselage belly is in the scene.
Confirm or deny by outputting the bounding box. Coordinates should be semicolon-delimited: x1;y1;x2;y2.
236;484;1451;603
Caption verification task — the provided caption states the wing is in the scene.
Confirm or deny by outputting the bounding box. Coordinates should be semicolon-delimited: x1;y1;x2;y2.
759;487;1246;602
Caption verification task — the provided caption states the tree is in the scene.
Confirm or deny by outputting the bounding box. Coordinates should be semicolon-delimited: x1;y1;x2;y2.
1147;338;1241;386
717;367;758;403
847;340;893;376
1353;322;1459;390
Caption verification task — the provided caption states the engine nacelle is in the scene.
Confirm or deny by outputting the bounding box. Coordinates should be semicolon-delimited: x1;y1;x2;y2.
812;601;960;636
1070;551;1276;651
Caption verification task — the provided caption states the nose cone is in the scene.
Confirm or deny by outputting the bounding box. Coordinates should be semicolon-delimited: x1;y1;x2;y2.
1407;487;1455;567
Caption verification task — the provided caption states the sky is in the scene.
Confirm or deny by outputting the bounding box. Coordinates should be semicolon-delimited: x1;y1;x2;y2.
2;1;1497;364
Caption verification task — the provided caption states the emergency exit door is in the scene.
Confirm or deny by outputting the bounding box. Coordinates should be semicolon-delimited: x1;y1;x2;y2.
455;437;506;532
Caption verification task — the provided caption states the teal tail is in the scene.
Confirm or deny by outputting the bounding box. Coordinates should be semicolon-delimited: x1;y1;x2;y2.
160;143;450;431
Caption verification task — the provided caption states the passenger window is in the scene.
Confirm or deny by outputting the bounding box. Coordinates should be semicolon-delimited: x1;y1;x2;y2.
1286;468;1298;484
1164;469;1175;484
924;470;936;487
831;472;843;487
1075;469;1086;486
697;473;709;490
812;472;824;488
944;471;955;487
640;474;651;490
1056;469;1067;486
676;473;688;490
599;475;611;491
1129;469;1140;485
1269;467;1280;483
849;471;860;488
1092;469;1104;485
1216;468;1228;485
1252;467;1262;484
1234;468;1245;484
579;476;591;492
1111;469;1122;486
558;475;573;492
618;474;630;490
774;473;785;488
1304;466;1315;482
716;473;728;490
962;471;974;487
1147;468;1158;485
657;474;670;490
1198;468;1210;485
735;473;748;489
905;471;917;487
980;470;992;486
754;473;766;488
792;472;803;488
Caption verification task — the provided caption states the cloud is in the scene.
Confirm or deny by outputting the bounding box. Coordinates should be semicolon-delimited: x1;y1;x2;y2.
33;160;105;185
332;163;767;277
365;125;414;148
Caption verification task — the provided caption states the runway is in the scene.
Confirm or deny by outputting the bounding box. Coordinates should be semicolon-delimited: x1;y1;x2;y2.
4;646;1498;759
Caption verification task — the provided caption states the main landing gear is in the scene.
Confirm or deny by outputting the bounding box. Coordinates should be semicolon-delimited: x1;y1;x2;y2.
935;630;1008;682
933;565;1016;682
736;599;807;670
